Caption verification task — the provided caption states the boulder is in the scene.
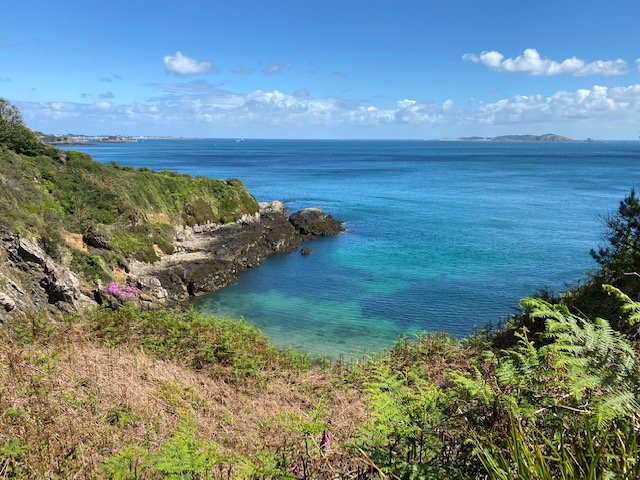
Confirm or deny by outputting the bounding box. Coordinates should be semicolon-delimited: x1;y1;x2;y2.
83;225;113;250
0;292;15;312
288;207;344;238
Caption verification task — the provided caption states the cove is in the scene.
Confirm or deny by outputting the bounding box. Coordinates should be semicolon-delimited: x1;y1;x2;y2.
67;139;640;356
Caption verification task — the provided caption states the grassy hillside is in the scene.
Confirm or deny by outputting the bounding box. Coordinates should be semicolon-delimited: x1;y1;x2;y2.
2;290;639;479
0;144;258;283
0;307;370;478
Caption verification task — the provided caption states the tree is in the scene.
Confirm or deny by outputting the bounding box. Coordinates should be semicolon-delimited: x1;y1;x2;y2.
0;97;25;141
591;188;640;278
0;98;55;156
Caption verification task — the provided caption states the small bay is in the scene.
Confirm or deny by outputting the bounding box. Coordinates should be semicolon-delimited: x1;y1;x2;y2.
67;139;640;356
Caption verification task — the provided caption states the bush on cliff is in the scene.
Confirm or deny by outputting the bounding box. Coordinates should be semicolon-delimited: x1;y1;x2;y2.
591;187;640;279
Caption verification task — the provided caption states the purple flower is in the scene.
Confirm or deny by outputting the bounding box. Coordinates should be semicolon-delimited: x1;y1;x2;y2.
290;464;305;478
108;282;141;299
319;429;330;451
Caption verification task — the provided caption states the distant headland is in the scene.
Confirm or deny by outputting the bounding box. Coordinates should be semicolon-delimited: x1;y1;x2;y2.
437;133;573;142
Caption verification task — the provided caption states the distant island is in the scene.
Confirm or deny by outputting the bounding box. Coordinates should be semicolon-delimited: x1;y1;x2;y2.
438;133;573;142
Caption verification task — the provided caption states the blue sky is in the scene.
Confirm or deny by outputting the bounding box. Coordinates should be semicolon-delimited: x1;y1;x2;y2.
2;0;640;139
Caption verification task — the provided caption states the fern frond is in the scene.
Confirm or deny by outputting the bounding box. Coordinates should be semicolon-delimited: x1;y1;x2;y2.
520;297;570;322
448;366;496;404
594;391;640;429
603;284;640;326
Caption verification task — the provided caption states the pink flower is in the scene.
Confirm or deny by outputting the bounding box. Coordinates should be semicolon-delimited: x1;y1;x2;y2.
290;464;305;478
319;429;330;451
108;282;141;299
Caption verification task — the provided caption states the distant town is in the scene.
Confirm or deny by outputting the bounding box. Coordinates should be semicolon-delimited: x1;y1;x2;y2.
39;134;184;145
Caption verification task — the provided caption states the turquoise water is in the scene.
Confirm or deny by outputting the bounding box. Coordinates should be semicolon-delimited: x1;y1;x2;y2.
66;139;640;356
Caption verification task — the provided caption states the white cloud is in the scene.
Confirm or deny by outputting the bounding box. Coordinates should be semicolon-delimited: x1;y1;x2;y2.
100;75;123;83
232;66;254;75
163;51;216;76
474;84;640;128
262;61;292;75
93;102;112;110
463;48;627;76
637;59;640;72
293;89;311;98
17;83;640;139
397;99;417;109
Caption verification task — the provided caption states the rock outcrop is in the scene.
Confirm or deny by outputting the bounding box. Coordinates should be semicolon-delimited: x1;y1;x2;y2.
0;202;344;318
118;201;344;305
289;207;345;238
0;226;94;322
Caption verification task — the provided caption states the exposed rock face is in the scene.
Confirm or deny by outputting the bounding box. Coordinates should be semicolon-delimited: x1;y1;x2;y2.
0;226;94;321
83;225;114;251
126;201;344;305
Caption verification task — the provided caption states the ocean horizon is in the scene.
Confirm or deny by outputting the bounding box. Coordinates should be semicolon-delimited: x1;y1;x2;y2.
65;139;640;357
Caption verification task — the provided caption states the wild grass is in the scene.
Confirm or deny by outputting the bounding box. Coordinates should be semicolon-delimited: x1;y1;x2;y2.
0;308;370;479
4;290;638;479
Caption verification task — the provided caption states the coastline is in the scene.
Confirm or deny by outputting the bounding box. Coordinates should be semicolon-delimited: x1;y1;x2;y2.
0;200;344;318
115;201;344;308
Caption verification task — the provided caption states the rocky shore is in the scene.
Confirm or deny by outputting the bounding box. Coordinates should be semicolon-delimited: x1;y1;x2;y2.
122;201;343;308
0;201;343;318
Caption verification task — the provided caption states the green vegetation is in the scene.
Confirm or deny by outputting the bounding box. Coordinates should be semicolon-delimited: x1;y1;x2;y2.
0;98;57;157
1;98;640;478
591;187;640;280
3;285;637;478
0;98;258;285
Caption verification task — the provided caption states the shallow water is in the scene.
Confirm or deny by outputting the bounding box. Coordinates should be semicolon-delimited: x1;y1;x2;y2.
67;139;640;356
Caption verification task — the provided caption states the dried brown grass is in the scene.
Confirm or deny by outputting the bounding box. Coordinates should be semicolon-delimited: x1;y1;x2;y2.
0;319;369;478
61;231;88;253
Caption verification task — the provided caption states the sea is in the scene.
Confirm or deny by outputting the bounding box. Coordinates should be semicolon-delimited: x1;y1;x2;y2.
64;139;640;357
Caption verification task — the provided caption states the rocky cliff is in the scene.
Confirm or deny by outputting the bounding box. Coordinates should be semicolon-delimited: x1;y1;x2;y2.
0;225;95;319
0;201;344;321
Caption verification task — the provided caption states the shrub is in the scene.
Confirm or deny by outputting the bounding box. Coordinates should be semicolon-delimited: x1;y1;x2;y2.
591;187;640;279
